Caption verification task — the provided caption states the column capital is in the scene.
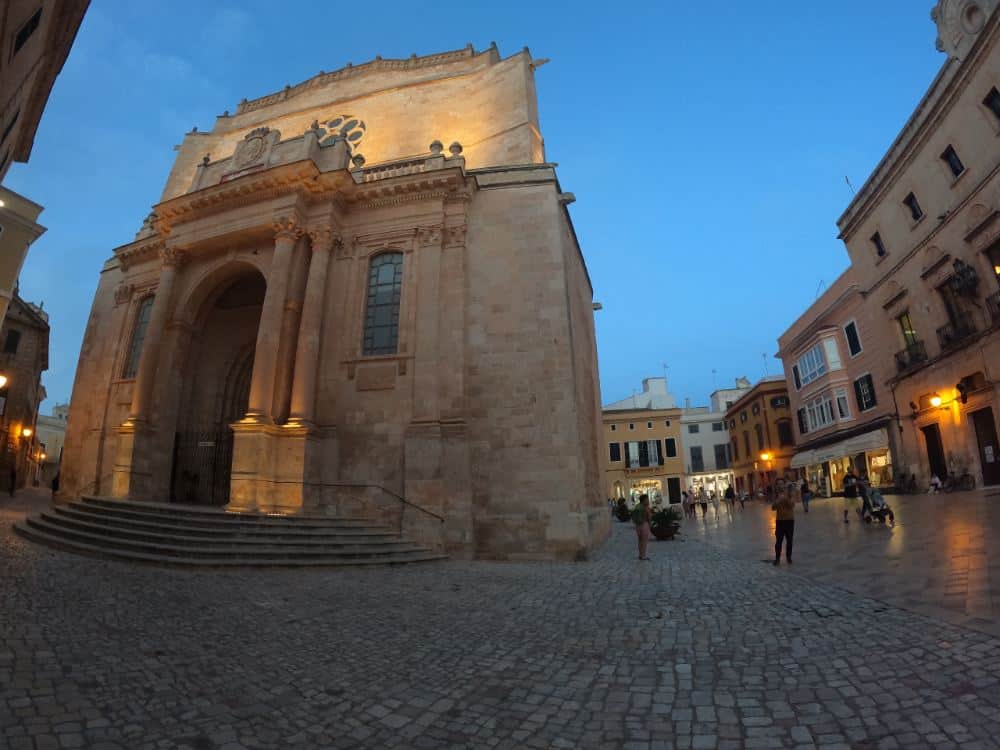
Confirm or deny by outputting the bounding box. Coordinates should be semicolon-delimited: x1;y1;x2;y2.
273;215;304;241
306;226;341;254
159;245;187;268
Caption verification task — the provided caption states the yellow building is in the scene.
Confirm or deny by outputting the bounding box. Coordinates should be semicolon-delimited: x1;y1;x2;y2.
724;376;795;495
601;378;685;505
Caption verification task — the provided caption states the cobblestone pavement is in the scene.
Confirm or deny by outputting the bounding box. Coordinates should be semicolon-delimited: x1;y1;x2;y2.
5;491;1000;749
682;488;1000;637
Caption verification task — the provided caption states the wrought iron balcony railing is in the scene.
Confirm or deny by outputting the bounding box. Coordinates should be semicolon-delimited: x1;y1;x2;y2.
895;340;928;372
987;291;1000;328
936;311;977;350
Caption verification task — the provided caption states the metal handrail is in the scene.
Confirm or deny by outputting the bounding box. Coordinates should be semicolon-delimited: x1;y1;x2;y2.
321;480;445;523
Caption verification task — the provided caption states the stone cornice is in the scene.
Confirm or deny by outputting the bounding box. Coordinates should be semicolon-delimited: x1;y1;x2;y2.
116;238;166;272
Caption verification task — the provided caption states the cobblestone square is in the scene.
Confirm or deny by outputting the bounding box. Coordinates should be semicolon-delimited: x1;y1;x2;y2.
5;489;1000;749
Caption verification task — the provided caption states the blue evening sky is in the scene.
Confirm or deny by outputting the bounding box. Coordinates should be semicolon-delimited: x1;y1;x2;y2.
4;1;944;411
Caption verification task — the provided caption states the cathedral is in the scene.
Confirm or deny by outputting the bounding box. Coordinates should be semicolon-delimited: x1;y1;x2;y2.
59;44;608;560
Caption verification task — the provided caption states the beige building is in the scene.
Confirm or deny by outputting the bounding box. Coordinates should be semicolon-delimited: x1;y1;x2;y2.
724;377;795;495
824;1;1000;489
0;293;48;490
35;401;66;486
0;0;90;180
778;269;899;496
601;378;685;505
59;45;608;561
0;186;44;324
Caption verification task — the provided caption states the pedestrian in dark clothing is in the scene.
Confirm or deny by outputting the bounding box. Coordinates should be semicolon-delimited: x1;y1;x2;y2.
800;479;811;513
771;479;796;565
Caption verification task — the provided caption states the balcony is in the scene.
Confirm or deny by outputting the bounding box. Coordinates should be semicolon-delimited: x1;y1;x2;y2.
895;340;928;373
987;291;1000;328
936;311;978;351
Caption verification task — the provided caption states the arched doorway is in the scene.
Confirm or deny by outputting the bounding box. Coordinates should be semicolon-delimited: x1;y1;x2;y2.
171;271;265;505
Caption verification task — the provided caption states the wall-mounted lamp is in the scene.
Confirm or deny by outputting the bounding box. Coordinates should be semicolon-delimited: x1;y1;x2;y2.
930;393;943;408
760;452;772;462
20;427;32;438
0;374;7;389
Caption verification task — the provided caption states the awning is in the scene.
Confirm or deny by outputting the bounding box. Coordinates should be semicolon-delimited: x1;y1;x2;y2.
791;428;889;468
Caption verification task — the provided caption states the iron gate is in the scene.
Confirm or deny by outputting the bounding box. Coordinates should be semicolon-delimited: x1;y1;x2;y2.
171;431;234;506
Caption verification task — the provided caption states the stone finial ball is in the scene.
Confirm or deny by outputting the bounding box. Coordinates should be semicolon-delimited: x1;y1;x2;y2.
448;142;463;156
429;140;444;155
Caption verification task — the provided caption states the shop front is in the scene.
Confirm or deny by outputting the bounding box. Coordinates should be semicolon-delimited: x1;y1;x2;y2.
791;427;894;497
687;471;735;498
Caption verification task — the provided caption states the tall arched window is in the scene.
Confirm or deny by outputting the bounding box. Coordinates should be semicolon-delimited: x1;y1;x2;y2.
362;253;403;355
122;296;154;378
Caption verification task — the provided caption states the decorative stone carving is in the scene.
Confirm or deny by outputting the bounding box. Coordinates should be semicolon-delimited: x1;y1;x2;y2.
273;216;303;240
321;115;366;150
307;226;339;253
443;225;467;248
429;140;444;155
448;142;463;157
351;153;366;168
159;246;187;268
418;226;443;247
932;0;997;59
113;283;133;306
233;126;280;169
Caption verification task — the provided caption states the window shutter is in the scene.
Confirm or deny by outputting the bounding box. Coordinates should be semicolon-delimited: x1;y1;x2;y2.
638;440;649;467
797;408;808;435
866;375;877;407
656;440;664;466
792;365;801;390
853;378;864;411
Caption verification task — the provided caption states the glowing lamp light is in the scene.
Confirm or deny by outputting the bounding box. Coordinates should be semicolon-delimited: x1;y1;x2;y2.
39;453;46;461
994;264;1000;276
930;394;943;408
21;427;32;438
0;374;7;389
760;452;772;462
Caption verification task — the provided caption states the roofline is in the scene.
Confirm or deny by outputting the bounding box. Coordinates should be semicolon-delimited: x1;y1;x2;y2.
723;377;788;415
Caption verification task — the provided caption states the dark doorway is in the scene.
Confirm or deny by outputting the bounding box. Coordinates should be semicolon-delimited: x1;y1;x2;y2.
971;407;1000;487
666;476;681;504
921;423;948;479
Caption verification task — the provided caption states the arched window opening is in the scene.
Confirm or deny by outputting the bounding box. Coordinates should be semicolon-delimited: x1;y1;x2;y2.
122;296;154;378
362;253;403;356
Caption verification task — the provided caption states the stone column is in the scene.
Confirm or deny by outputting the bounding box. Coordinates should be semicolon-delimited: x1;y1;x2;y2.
127;246;185;424
288;228;336;426
245;216;301;422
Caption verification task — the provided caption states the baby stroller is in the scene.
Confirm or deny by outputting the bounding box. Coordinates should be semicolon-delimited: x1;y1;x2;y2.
863;487;895;525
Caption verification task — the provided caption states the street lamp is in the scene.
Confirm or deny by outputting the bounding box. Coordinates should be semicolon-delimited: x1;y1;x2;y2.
930;393;943;408
20;427;32;438
759;452;771;462
0;374;7;389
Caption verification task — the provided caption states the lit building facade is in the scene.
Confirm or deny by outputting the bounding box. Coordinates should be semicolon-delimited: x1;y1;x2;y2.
827;1;1000;489
602;378;684;504
59;45;608;561
724;377;795;494
778;270;899;496
680;404;735;497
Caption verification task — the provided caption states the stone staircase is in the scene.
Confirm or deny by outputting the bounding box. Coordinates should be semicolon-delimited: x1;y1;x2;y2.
14;496;446;567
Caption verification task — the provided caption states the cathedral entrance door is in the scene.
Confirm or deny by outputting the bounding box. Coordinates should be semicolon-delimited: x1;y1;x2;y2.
170;271;264;506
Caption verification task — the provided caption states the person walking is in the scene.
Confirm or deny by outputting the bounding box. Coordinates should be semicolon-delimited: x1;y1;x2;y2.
724;484;736;512
633;494;652;561
771;479;796;566
710;490;721;518
843;469;858;523
698;490;708;517
800;478;811;513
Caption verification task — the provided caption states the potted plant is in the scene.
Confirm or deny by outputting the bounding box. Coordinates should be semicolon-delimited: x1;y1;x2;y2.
650;505;682;540
614;498;631;522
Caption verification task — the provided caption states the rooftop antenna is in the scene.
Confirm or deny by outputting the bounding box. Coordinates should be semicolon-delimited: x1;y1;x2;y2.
815;279;825;300
845;175;856;195
711;368;717;390
762;353;770;377
662;362;669;384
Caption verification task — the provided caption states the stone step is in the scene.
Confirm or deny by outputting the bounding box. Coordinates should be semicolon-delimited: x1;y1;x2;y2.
20;516;432;560
37;512;414;551
81;496;367;524
14;522;446;568
53;506;398;540
74;498;390;532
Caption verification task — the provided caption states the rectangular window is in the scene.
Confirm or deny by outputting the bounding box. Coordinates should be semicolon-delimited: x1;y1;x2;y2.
714;444;729;469
844;321;862;356
752;404;760;416
941;145;965;178
690;446;704;473
835;387;851;419
805;394;836;431
3;329;21;355
12;9;42;58
609;443;621;462
740;410;747;423
986;87;1000;122
792;364;801;390
797;343;828;386
646;421;652;429
610;424;616;432
797;408;808;435
898;311;918;347
123;297;154;378
628;423;634;430
823;338;842;370
854;374;877;412
687;424;699;434
755;423;765;451
625;442;640;469
664;438;677;458
664;420;671;427
742;431;750;458
871;231;887;258
712;421;724;432
777;420;794;447
770;396;789;409
363;253;404;356
731;437;739;461
903;192;923;221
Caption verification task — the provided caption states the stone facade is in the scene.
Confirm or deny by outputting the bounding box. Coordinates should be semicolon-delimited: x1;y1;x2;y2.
723;377;795;495
59;45;608;561
0;293;49;490
783;2;1000;491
